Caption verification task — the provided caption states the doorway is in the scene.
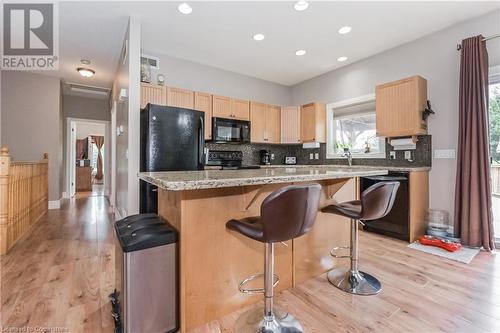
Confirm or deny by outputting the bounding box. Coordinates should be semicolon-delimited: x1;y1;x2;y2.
66;118;110;197
489;79;500;242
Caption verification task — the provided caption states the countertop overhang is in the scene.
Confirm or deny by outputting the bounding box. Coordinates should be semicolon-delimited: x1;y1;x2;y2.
138;166;389;191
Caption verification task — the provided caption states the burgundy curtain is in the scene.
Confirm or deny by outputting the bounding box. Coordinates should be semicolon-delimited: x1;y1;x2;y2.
454;35;495;251
92;135;104;181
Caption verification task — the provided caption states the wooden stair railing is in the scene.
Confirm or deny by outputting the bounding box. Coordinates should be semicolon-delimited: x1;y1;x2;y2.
0;146;49;255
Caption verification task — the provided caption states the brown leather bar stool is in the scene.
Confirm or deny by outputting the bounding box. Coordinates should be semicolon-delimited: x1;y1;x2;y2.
321;181;400;296
226;184;321;333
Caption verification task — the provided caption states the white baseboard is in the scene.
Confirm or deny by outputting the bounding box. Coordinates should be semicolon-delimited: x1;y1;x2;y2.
48;199;61;210
114;207;122;220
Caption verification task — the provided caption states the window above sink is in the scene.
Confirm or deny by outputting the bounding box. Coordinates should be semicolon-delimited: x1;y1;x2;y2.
326;94;386;159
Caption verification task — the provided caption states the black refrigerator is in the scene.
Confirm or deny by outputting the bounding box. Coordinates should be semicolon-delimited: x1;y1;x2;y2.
140;104;205;213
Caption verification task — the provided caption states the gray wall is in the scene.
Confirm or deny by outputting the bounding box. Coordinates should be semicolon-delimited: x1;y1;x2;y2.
142;50;292;106
62;95;110;194
290;10;500;225
1;71;62;201
113;17;141;218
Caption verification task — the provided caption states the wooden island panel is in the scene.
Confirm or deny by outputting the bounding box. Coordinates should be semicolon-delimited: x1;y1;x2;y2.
158;179;356;332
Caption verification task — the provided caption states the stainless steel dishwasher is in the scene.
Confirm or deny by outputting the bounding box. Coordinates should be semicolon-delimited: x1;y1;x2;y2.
111;214;178;333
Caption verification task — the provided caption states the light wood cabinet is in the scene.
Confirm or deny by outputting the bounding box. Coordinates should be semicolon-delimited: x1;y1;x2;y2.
376;75;428;137
250;102;267;143
300;102;326;143
194;92;213;140
281;106;301;144
166;86;194;109
230;98;250;120
212;95;232;119
250;102;281;143
265;105;281;143
140;83;166;109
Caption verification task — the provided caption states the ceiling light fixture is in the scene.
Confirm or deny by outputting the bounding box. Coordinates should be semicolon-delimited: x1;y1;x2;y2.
294;0;309;11
77;67;95;77
338;26;352;34
253;33;265;41
178;3;193;15
80;59;91;65
337;56;348;62
295;49;306;56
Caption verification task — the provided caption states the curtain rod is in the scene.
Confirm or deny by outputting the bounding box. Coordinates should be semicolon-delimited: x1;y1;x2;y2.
456;32;500;50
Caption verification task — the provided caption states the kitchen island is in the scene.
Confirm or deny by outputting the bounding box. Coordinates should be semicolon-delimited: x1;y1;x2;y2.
138;166;388;332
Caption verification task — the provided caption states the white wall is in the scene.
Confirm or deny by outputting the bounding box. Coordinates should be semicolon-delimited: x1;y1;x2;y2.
75;122;105;139
113;17;141;218
142;50;292;106
291;10;500;224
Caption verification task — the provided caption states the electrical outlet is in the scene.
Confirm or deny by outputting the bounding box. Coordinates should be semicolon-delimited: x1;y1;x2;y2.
270;153;275;160
309;153;314;160
405;151;412;161
389;151;396;159
314;153;319;160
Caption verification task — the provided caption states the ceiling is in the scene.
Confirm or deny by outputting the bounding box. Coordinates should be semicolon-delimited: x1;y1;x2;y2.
54;1;499;90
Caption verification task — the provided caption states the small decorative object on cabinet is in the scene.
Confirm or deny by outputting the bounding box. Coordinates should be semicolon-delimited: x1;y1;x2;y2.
157;74;165;86
376;75;428;138
300;102;326;143
140;59;151;83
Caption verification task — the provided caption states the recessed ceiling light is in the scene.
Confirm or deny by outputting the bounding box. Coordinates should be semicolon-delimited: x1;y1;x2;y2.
294;0;309;11
80;59;91;65
338;26;352;34
295;49;306;56
253;33;265;41
77;68;95;78
337;56;348;62
178;3;192;15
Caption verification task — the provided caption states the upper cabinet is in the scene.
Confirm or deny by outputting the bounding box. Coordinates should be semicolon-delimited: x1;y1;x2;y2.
140;83;166;109
300;103;326;143
212;95;232;119
281;106;301;144
250;102;281;143
231;98;250;121
194;92;213;140
166;86;194;109
376;75;428;137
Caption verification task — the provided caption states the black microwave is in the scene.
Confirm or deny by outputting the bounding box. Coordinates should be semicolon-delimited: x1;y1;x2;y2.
212;117;251;143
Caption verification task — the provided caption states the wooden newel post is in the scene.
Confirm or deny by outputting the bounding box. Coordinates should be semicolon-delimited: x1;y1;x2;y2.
0;146;11;255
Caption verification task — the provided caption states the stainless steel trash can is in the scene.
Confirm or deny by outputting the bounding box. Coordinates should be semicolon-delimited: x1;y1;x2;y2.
111;214;178;333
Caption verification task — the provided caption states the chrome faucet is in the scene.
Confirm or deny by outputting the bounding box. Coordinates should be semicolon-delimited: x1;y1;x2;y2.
342;148;352;167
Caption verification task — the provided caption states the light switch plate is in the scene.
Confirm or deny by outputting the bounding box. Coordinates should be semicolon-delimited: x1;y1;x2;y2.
309;153;314;160
434;149;456;159
314;153;319;160
404;151;412;160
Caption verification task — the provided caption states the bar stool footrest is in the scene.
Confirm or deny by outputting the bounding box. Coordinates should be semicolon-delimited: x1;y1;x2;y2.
238;273;279;294
330;245;351;259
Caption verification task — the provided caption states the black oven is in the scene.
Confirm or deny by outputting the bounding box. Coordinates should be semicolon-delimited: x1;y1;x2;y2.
212;117;250;143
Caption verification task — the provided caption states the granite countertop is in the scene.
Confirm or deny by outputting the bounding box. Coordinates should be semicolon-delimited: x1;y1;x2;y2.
138;166;389;191
261;164;431;172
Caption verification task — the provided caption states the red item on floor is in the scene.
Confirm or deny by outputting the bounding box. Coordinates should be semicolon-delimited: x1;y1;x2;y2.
418;235;462;252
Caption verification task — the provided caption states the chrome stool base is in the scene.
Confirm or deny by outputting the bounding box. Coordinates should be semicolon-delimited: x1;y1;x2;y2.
234;307;304;333
327;267;381;296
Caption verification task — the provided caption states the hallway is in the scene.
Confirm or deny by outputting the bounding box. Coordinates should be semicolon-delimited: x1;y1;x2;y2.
0;194;115;332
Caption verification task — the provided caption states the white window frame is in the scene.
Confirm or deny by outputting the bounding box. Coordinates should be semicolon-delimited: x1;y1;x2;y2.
326;94;386;159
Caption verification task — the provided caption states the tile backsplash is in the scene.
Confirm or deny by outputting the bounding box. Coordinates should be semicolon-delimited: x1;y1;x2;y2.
206;135;431;167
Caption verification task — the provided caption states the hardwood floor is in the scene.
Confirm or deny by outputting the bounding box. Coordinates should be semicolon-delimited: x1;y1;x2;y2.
1;192;499;333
